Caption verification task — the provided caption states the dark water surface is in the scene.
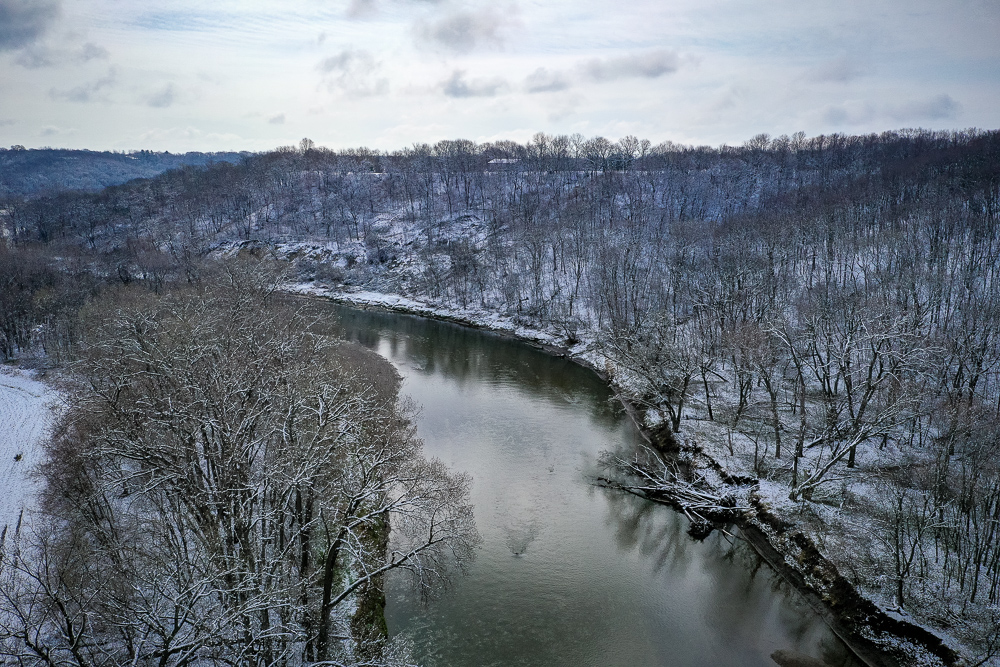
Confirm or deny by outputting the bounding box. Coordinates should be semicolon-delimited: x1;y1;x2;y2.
332;304;857;667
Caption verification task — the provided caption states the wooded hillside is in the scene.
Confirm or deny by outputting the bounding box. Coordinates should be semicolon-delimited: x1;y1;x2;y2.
2;128;998;664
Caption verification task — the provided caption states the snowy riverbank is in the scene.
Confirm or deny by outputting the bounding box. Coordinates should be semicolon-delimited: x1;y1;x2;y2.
293;283;965;667
289;282;610;370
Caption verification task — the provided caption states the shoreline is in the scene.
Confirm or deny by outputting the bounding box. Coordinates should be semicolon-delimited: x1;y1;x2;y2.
300;285;961;667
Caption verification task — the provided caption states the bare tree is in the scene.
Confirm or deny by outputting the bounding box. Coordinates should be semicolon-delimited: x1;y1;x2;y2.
0;263;479;666
605;310;700;432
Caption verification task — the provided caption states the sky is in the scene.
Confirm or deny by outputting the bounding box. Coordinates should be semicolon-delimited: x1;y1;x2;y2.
0;0;998;152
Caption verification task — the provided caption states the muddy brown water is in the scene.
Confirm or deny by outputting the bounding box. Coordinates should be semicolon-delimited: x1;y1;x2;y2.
332;304;860;667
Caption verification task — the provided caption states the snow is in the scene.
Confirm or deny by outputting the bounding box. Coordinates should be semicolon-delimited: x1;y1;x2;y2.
0;367;60;544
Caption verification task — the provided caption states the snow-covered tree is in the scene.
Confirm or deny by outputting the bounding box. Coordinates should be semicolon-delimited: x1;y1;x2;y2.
0;263;479;666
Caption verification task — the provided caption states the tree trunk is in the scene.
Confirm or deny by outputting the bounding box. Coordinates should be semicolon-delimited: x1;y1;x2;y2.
317;529;347;661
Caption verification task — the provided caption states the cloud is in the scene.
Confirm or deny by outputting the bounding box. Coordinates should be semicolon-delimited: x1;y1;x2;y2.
147;83;176;108
49;67;117;103
807;55;869;83
79;42;108;62
440;70;508;98
130;10;215;32
38;125;76;139
583;50;680;81
0;0;59;51
267;113;286;125
0;119;17;127
523;51;680;96
415;8;513;54
346;0;377;19
15;41;108;68
15;45;54;68
821;100;875;126
705;84;750;114
318;49;389;96
137;126;246;149
319;50;362;74
826;94;961;126
524;67;570;93
546;93;584;122
888;94;959;121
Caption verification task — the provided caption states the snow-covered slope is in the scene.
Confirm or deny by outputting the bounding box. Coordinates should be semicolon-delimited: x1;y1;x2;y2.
0;368;59;544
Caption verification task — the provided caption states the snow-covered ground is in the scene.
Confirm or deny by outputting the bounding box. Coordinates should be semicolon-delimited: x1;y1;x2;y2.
0;367;60;546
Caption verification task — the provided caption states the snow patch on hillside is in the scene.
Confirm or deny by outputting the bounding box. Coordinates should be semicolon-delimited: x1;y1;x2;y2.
0;367;60;544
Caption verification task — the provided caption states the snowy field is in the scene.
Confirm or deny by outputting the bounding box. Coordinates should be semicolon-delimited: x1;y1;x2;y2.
0;367;60;545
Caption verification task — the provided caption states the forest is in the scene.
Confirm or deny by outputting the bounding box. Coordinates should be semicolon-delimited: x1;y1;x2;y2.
1;128;999;665
0;264;480;666
0;147;248;198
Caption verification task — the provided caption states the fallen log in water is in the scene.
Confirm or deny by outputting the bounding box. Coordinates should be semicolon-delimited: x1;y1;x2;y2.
597;446;753;539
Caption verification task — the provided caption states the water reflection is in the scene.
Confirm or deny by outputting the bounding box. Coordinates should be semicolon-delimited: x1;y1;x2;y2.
323;302;859;667
599;489;857;667
332;306;619;422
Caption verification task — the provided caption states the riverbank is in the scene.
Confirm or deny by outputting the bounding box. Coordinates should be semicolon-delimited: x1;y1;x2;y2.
293;283;963;667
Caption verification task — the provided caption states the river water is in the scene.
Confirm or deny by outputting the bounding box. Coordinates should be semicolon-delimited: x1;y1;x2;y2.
332;304;858;667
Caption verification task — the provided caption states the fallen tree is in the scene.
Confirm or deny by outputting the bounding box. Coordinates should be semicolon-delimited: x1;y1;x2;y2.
598;445;753;539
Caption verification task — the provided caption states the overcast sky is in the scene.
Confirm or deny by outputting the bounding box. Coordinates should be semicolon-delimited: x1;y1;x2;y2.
1;0;997;152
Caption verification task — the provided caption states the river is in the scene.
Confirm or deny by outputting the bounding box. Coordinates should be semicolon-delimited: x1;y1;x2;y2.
332;304;859;667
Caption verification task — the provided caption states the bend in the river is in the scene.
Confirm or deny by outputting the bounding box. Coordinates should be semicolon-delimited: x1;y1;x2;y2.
332;303;860;667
